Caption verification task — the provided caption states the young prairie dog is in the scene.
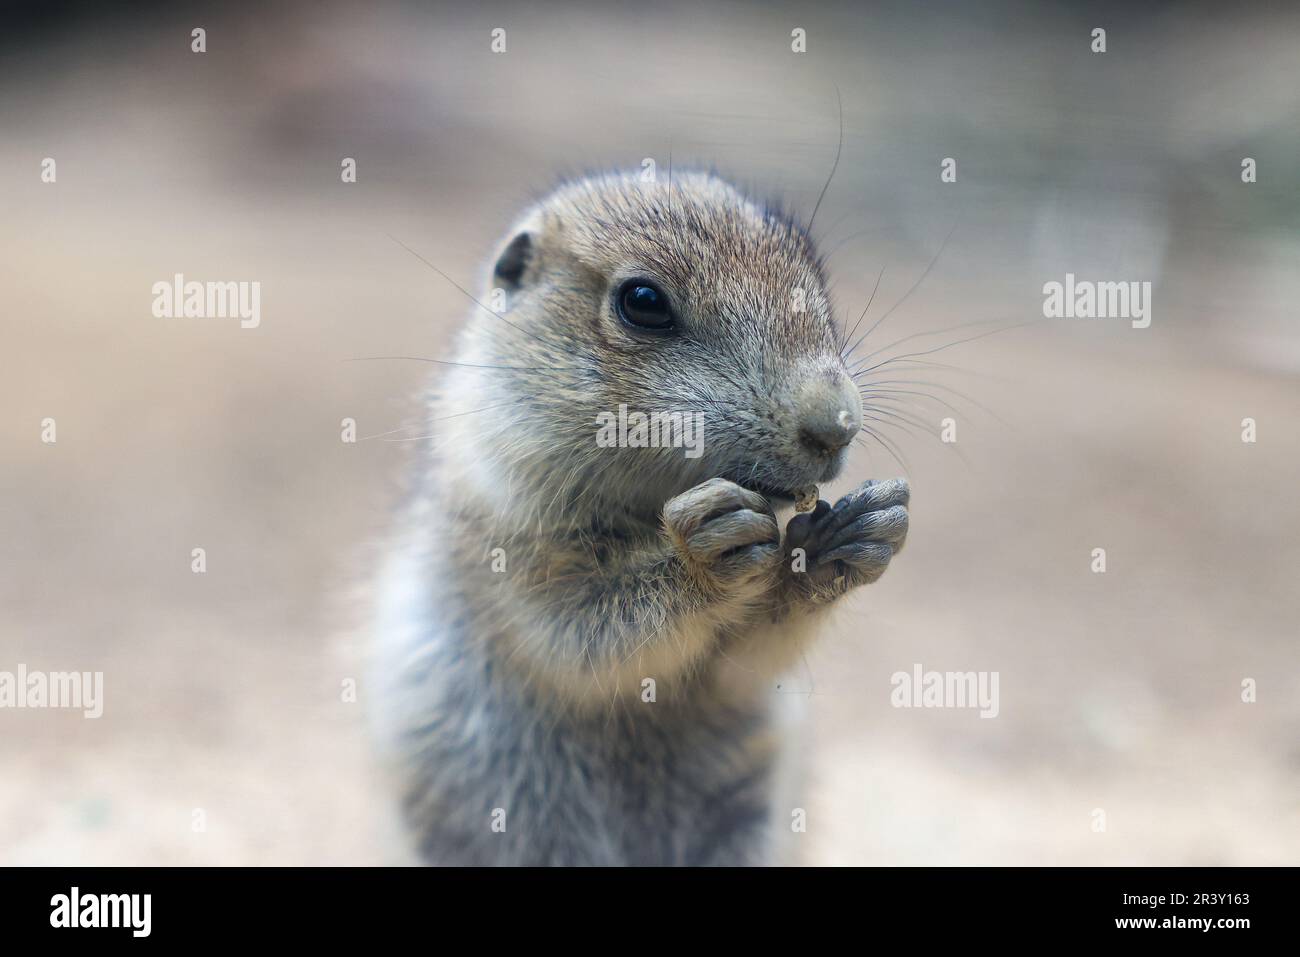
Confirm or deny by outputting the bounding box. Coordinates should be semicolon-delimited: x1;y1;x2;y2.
371;172;909;865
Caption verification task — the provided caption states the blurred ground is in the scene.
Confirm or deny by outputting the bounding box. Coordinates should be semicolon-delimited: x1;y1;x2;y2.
1;0;1297;864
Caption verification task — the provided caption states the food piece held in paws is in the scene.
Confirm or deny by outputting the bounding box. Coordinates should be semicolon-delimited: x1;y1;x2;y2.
794;485;819;512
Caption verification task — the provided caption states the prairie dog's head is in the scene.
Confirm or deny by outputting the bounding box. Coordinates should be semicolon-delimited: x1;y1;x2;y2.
443;171;862;520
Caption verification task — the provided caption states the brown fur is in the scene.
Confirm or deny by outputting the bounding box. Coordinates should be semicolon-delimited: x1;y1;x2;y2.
373;171;909;864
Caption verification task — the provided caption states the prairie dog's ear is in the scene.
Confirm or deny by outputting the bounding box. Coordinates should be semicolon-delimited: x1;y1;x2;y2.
492;231;535;292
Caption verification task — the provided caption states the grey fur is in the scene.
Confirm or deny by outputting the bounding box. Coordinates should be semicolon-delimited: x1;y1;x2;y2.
371;172;909;865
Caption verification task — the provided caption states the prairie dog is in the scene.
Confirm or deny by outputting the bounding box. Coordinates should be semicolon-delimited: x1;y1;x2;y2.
371;172;909;865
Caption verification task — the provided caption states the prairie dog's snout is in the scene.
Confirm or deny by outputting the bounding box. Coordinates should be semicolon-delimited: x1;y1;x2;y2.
795;368;862;458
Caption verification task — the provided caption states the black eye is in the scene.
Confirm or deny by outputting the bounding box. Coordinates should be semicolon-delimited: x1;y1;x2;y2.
616;280;675;331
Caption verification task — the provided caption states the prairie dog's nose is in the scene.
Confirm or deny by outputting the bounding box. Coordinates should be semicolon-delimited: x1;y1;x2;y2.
796;371;862;456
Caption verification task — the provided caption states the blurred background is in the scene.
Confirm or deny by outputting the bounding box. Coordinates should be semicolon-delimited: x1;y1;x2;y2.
2;0;1297;865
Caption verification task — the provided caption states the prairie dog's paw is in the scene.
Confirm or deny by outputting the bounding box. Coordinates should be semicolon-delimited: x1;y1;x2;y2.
663;478;780;589
785;478;909;597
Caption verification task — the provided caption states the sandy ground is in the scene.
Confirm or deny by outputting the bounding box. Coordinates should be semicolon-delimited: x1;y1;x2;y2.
2;1;1297;865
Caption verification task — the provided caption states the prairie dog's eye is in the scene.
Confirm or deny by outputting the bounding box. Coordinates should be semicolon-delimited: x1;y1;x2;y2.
616;279;674;331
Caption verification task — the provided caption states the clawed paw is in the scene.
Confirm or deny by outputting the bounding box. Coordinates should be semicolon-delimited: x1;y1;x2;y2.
784;478;909;594
663;478;781;587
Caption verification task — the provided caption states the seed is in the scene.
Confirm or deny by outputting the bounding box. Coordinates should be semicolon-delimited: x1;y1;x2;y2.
794;485;819;512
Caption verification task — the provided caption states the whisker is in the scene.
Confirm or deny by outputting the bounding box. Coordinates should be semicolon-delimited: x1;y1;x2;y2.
346;356;554;373
842;219;958;360
805;84;843;236
839;264;886;355
816;211;869;260
857;425;911;474
376;401;518;441
386;232;600;366
855;357;995;378
861;391;974;430
861;408;933;437
847;315;1010;374
386;233;533;340
852;319;1040;377
357;426;413;441
861;380;1011;428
